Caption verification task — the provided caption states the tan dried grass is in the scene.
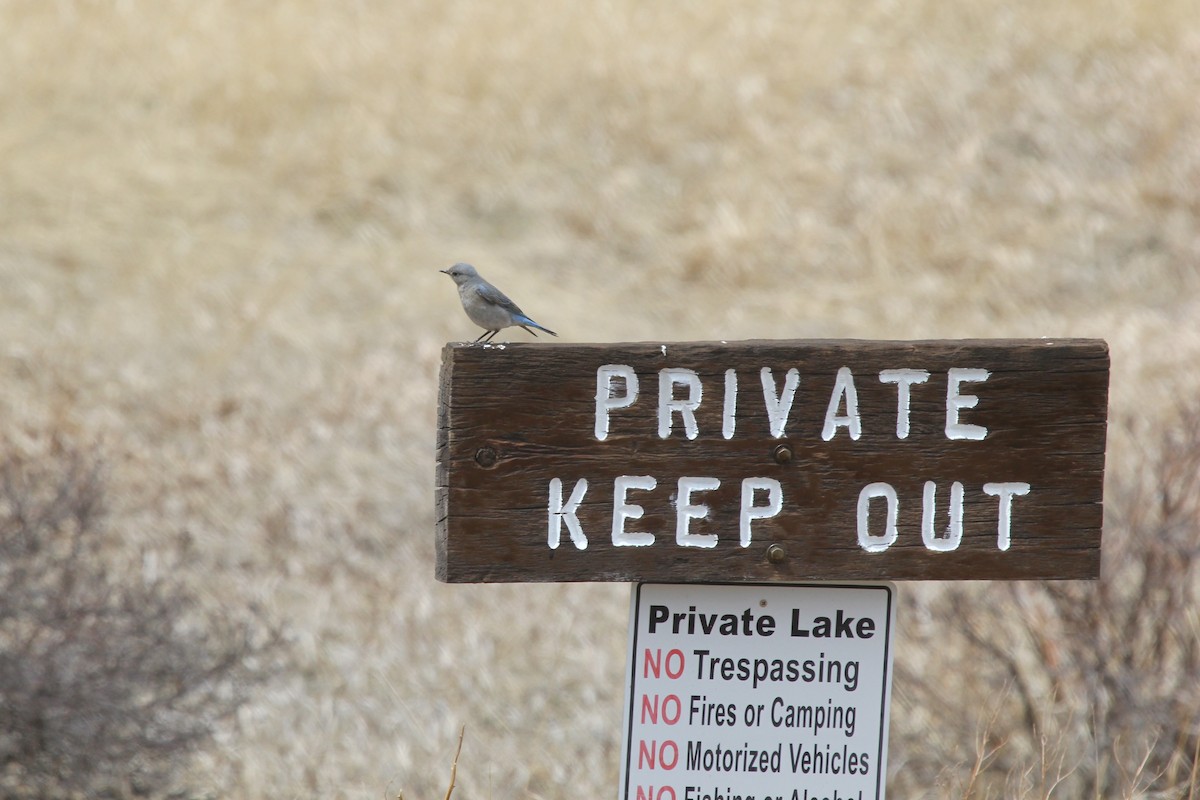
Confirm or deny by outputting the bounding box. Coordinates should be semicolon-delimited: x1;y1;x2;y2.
1;0;1199;796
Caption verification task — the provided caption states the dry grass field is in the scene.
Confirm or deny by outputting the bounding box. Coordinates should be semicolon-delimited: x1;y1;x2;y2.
2;0;1200;797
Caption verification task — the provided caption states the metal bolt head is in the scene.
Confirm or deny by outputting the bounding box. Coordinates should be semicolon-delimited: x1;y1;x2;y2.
773;443;793;464
766;544;786;564
474;446;498;468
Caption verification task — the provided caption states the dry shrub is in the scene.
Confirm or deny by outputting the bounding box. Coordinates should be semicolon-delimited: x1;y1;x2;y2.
894;409;1200;798
0;444;281;798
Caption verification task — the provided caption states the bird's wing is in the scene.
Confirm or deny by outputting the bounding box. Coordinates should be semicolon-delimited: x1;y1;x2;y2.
472;281;525;316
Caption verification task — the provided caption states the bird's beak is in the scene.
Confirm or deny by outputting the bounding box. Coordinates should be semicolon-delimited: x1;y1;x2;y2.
439;268;450;275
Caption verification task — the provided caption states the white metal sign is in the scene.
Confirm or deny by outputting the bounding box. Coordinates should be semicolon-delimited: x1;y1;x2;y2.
620;583;896;800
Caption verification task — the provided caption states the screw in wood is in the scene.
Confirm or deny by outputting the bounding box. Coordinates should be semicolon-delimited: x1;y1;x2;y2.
474;446;498;468
772;443;793;464
766;544;786;564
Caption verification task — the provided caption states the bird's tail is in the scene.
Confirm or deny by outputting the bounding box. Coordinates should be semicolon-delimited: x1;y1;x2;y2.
516;316;557;337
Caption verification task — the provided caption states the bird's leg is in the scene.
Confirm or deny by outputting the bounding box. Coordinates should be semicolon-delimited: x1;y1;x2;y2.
473;330;491;343
482;330;500;343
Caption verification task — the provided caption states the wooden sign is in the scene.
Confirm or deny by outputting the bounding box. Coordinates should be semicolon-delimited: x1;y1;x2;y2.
435;339;1109;583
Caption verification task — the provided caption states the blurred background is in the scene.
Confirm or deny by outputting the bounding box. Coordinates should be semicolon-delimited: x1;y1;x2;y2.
2;0;1199;797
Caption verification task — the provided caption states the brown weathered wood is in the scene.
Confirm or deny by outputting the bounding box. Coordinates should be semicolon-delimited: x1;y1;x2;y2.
435;339;1109;583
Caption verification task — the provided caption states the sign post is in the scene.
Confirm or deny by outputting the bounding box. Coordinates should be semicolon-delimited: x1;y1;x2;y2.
435;338;1109;797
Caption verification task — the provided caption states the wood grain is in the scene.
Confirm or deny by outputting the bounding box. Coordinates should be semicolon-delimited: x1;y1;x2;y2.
436;339;1109;583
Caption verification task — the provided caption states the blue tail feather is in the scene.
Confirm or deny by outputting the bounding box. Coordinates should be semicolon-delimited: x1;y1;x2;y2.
515;314;557;337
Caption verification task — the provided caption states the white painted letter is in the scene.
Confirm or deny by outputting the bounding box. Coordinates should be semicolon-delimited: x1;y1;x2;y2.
921;480;964;551
658;368;702;440
740;477;782;547
822;366;862;441
676;476;720;548
946;367;990;440
879;368;930;439
722;369;737;440
761;367;800;438
595;364;638;441
612;475;657;547
548;477;589;550
857;482;898;553
983;482;1031;551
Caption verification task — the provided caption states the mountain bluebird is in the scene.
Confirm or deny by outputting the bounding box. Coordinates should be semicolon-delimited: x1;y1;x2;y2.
441;263;558;343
